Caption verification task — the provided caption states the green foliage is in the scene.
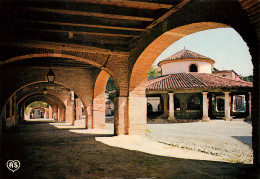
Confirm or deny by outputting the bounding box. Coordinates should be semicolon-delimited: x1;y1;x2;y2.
106;77;116;92
148;65;161;80
25;101;49;115
242;75;253;82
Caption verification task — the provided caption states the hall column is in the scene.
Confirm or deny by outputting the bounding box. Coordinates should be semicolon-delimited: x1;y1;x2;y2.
58;107;60;121
247;92;252;120
201;92;210;121
65;91;75;125
49;105;52;119
224;92;232;121
161;93;168;118
60;107;65;122
114;96;128;135
128;96;147;135
168;93;176;121
52;104;58;122
75;98;82;121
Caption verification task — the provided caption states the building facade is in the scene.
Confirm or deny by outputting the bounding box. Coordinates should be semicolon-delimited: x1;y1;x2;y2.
146;49;253;122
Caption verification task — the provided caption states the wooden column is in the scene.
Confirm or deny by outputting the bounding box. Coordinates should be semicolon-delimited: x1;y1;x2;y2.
168;93;176;121
201;92;210;121
224;92;232;121
161;93;168;118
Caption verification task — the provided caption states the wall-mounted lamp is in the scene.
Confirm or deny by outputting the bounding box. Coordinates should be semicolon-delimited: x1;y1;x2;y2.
47;68;55;83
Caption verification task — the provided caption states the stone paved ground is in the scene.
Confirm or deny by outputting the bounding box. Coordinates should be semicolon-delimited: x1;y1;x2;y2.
0;120;257;178
147;120;253;164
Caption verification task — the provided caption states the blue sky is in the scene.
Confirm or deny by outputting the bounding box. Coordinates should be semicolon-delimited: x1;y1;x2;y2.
153;28;253;76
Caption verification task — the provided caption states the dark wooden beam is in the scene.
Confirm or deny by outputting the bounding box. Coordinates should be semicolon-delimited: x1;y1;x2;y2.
17;20;145;33
146;0;191;29
0;40;130;58
0;7;149;29
21;6;154;22
0;27;131;49
70;0;173;10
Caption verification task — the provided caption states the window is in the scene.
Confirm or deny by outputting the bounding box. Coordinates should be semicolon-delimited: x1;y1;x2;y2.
189;64;198;72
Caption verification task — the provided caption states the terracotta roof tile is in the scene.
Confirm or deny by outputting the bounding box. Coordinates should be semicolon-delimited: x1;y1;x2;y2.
163;49;212;61
146;73;253;91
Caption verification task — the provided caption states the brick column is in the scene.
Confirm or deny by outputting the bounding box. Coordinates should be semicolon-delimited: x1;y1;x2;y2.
86;105;93;129
161;93;168;118
49;105;52;119
75;98;82;121
128;96;146;135
247;92;252;120
58;107;60;121
114;96;128;135
52;105;58;122
60;107;65;122
44;108;47;119
93;94;106;129
65;93;75;125
224;92;232;121
168;93;176;121
201;92;210;121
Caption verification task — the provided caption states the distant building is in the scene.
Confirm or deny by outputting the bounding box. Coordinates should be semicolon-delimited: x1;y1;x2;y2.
146;49;253;121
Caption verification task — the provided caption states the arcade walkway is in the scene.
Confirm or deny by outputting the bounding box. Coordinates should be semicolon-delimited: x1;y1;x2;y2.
0;121;256;178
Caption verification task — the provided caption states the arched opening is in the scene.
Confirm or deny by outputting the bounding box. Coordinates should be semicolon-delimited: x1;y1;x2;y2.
189;64;198;72
28;102;48;119
93;70;118;134
129;22;254;164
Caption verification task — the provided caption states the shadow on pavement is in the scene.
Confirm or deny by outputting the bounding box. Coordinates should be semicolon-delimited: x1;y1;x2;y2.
0;121;258;178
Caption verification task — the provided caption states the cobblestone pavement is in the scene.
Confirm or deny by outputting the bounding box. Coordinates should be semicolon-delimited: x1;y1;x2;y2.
0;120;257;178
147;120;253;164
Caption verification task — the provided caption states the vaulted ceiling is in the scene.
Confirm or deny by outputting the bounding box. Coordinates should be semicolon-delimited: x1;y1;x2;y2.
0;0;185;68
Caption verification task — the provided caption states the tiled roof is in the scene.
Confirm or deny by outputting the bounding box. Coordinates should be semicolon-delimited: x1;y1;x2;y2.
161;49;212;61
146;73;253;91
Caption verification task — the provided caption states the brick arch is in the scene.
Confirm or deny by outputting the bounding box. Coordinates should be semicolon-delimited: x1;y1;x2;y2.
30;106;46;113
29;107;45;119
22;93;66;122
2;53;103;68
129;22;228;97
128;22;229;135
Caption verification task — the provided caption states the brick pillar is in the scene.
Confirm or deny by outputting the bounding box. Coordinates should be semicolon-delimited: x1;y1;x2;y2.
60;107;65;122
65;93;75;125
114;96;128;135
93;94;106;129
161;93;168;118
75;98;83;121
46;108;49;119
86;105;93;129
247;92;252;120
58;107;60;121
52;105;58;121
44;108;47;119
128;96;146;136
49;105;52;119
224;92;232;121
201;92;210;121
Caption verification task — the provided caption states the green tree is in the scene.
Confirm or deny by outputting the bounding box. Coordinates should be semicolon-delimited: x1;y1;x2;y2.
106;77;116;92
25;101;49;115
242;75;253;82
148;65;161;80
